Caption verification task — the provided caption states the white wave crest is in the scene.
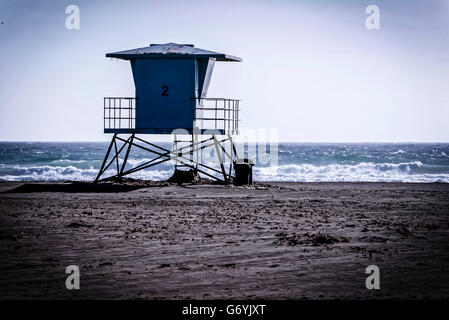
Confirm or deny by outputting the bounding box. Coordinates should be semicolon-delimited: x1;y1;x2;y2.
0;165;98;181
1;161;448;183
0;165;172;182
254;161;449;183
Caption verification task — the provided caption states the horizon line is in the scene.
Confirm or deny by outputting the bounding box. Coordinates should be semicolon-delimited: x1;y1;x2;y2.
1;140;449;144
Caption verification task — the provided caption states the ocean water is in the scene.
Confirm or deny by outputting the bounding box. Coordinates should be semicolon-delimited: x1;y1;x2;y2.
0;142;448;183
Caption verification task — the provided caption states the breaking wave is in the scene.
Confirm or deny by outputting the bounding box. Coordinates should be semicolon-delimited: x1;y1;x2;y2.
0;165;172;182
1;142;449;182
254;161;449;183
0;161;447;183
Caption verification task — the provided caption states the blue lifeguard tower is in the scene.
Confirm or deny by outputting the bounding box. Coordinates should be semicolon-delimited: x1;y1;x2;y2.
95;43;243;183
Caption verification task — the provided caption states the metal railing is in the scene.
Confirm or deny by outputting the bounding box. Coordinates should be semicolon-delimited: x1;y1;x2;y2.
194;98;240;135
103;96;240;134
104;97;136;130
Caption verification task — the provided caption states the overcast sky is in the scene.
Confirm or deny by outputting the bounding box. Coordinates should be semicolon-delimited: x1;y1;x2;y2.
0;0;448;142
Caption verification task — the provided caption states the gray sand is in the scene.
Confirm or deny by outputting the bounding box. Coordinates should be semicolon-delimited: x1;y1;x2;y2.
0;181;448;299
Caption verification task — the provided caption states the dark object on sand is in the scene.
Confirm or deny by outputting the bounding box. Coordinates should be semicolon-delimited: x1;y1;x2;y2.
233;159;254;185
167;168;201;185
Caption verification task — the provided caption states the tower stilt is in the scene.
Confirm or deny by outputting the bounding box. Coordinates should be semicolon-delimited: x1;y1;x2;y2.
95;134;237;184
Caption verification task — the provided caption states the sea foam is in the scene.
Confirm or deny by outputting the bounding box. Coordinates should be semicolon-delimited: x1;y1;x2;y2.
254;161;449;183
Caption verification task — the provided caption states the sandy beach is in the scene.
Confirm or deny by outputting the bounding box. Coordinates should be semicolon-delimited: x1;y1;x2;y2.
0;181;448;299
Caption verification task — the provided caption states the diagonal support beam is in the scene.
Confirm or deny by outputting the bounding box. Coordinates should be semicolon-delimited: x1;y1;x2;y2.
119;133;134;175
213;135;228;182
113;138;120;176
96;134;235;183
95;133;116;183
100;135;134;177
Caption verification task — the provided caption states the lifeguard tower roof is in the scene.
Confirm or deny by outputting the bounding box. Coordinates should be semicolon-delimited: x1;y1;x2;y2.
106;43;242;62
